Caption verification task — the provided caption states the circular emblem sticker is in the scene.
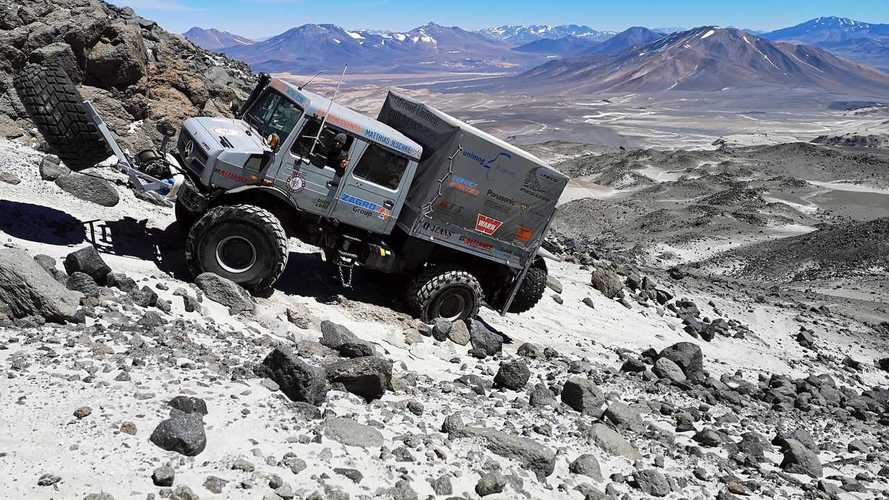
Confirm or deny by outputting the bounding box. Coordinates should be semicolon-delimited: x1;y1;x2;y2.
286;171;304;193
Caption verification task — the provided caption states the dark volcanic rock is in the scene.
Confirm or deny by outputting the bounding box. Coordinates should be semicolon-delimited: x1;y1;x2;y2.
325;356;392;402
66;271;99;297
569;454;603;481
561;377;605;416
194;272;255;313
255;348;328;405
658;342;704;380
63;246;111;285
149;412;206;456
780;439;822;477
635;469;670;497
469;320;503;358
494;359;531;390
152;466;175;487
320;320;374;357
0;248;82;322
168;395;208;416
55;173;120;207
591;269;624;299
475;471;506;497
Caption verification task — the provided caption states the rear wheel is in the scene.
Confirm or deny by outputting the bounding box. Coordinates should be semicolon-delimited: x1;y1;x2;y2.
507;266;547;314
407;265;483;322
13;64;110;171
185;204;288;292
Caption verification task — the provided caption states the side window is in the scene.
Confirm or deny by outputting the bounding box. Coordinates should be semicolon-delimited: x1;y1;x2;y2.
291;119;354;169
244;90;303;139
352;144;409;190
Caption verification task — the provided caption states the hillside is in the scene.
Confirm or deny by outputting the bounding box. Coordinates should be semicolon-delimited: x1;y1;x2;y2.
183;27;254;51
764;16;889;72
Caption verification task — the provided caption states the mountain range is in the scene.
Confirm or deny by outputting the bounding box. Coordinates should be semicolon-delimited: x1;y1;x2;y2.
182;17;889;95
512;27;889;94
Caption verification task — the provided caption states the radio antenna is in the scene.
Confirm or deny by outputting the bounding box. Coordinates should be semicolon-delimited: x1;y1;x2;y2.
308;65;348;160
298;71;323;90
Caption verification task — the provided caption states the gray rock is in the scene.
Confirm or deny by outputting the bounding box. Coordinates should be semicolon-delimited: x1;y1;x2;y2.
780;439;822;478
441;413;465;433
517;342;543;358
151;466;175;486
323;417;383;448
569;454;603;481
449;425;556;480
325;355;391;402
282;453;307;475
389;479;418;500
67;272;99;297
591;269;623;299
561;377;605;416
429;474;453;496
106;272;136;292
334;468;363;483
83;493;114;500
494;359;531;390
652;357;686;383
320;320;374;357
431;318;452;341
203;475;227;494
658;342;704;380
38;155;67;181
475;471;506;497
587;423;640;460
30;42;82;83
448;320;470;345
546;275;563;293
33;254;64;282
64;246;111;284
168;395;208;416
603;401;644;432
85;22;148;88
0;248;82;322
0;170;20;184
469;320;502;358
55;172;119;207
529;383;557;407
149;412;206;456
635;469;670;497
169;485;199;500
37;473;61;486
255;348;328;405
194;272;255;313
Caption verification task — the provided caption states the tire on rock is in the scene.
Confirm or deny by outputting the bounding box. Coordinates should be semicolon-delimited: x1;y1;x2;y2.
13;64;110;171
407;265;483;322
507;266;547;314
185;204;288;292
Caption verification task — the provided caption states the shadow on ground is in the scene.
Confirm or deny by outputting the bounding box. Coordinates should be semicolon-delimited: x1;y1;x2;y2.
85;217;189;279
0;200;86;245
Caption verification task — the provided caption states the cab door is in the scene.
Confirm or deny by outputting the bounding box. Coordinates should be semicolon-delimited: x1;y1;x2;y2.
328;140;416;235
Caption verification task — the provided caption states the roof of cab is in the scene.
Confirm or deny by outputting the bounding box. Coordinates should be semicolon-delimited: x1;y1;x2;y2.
269;78;422;160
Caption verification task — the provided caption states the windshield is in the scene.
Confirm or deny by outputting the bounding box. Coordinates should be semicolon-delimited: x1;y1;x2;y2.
244;90;303;140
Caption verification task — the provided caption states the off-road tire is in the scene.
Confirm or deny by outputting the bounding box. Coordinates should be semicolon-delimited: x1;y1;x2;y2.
185;204;288;292
507;266;547;314
13;64;110;171
175;197;199;232
406;265;483;322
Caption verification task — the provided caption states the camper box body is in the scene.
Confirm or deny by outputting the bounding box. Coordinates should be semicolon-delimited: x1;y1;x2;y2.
378;92;569;270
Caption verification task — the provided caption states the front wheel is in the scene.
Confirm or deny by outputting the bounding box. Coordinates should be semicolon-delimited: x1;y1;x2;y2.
406;265;483;322
185;204;289;292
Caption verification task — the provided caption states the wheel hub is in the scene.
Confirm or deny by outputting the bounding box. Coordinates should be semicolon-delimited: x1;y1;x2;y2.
434;287;471;321
215;235;257;274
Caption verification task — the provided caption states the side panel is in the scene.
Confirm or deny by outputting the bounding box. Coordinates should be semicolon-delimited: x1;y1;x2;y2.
273;117;338;217
328;140;416;235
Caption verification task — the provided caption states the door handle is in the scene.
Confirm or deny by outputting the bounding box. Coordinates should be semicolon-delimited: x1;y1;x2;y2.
326;181;336;188
383;200;394;209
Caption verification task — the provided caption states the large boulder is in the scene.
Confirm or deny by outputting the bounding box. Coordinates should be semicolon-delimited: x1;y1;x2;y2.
320;320;374;358
55;173;119;207
64;245;111;284
469;320;502;358
29;42;82;83
561;377;605;416
255;348;328;405
0;248;82;322
493;359;531;390
658;342;704;380
449;425;556;481
85;22;147;89
780;439;823;478
590;269;624;299
325;356;392;402
149;412;206;456
194;273;255;314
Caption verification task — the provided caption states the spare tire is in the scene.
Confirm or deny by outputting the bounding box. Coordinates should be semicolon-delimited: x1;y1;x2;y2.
13;64;110;171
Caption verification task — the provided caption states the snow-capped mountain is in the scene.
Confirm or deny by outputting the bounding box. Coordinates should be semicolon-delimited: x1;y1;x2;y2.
220;23;543;73
479;25;614;45
764;17;889;72
512;27;889;94
183;27;254;51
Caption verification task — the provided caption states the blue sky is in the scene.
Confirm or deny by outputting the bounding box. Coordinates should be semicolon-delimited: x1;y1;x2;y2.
114;0;889;39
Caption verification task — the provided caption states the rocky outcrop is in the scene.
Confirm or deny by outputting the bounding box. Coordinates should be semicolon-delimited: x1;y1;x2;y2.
0;247;81;322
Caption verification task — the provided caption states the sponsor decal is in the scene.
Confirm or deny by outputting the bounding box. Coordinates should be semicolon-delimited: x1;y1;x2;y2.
421;221;454;239
475;213;503;236
339;192;391;220
213;168;255;184
212;127;242;136
515;225;534;242
285;171;304;193
521;167;561;202
313;198;330;210
448;176;479;196
463;150;514;176
435;198;464;216
460;235;494;251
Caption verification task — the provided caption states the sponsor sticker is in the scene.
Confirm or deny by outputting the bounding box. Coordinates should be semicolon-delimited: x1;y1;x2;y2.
285;171;304;193
449;176;480;196
521;167;561;202
463;150;514;178
515;225;534;242
422;221;454;239
475;213;503;236
339;193;391;220
460;235;494;251
214;168;255;184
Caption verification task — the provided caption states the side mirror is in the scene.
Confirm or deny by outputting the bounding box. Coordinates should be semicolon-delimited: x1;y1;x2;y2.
266;133;280;151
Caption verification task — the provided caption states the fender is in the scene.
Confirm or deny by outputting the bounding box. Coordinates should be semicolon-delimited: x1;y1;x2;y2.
215;185;293;206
